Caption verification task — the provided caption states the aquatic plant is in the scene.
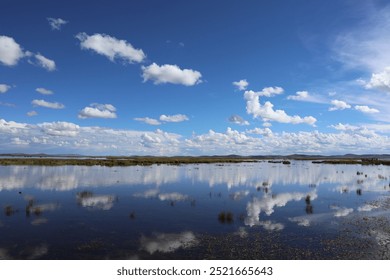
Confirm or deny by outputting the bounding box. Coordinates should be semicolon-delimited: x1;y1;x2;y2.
218;211;234;224
4;205;15;216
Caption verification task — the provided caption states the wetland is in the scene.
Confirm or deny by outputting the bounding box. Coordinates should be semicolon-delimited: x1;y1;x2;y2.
1;159;390;259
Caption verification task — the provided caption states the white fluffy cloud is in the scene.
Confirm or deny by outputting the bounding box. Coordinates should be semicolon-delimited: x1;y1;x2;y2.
0;84;11;93
244;90;317;125
329;99;351;111
228;114;249;126
2;118;390;155
330;123;376;137
233;79;249;91
355;105;379;114
36;87;53;95
287;90;309;101
33;53;56;71
245;86;284;98
159;114;189;123
246;127;272;137
32;99;64;109
78;103;117;119
47;17;68;30
364;67;390;93
134;117;161;126
38;122;80;137
142;63;202;86
76;32;146;63
0;35;54;70
0;118;183;155
135;114;189;125
286;91;327;103
0;35;24;66
331;123;359;131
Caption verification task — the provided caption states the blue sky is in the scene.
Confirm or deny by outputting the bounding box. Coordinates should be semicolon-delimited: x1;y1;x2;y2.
1;0;390;155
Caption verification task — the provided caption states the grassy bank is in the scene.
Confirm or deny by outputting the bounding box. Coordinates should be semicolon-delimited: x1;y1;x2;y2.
0;156;257;167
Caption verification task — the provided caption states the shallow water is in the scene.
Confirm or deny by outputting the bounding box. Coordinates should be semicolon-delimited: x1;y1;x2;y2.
1;161;390;259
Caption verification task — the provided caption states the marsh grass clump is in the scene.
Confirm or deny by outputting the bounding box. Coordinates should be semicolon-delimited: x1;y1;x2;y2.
77;191;94;199
129;212;136;219
305;205;313;214
4;205;16;216
218;211;234;224
305;195;313;214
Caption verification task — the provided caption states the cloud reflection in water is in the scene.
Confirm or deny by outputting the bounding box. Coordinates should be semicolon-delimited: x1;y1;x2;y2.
140;231;197;254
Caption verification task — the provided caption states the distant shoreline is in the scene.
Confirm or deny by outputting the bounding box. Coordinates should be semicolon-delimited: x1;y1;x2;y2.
1;155;390;166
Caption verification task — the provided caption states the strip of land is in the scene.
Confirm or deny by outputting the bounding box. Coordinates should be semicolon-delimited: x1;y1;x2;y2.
0;156;257;166
0;154;389;166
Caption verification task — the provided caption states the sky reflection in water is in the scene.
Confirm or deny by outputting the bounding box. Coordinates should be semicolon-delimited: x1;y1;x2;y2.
0;161;390;259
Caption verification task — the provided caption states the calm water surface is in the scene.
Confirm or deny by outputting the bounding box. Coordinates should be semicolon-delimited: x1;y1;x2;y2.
1;161;390;259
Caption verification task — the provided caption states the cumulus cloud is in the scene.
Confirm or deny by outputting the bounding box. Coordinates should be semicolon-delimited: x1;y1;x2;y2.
0;35;24;66
244;90;317;125
364;67;390;93
246;127;272;137
331;123;359;131
32;99;64;109
0;118;183;155
12;137;30;146
330;123;376;137
78;103;117;119
287;91;328;103
76;32;145;63
38;122;80;137
233;79;249;91
159;114;189;123
47;17;68;30
32;53;56;71
0;84;11;93
244;86;284;98
36;87;53;95
142;63;202;86
2;116;390;156
229;114;249;126
355;105;379;113
0;36;55;71
134;117;161;125
287;90;309;101
329;99;351;111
